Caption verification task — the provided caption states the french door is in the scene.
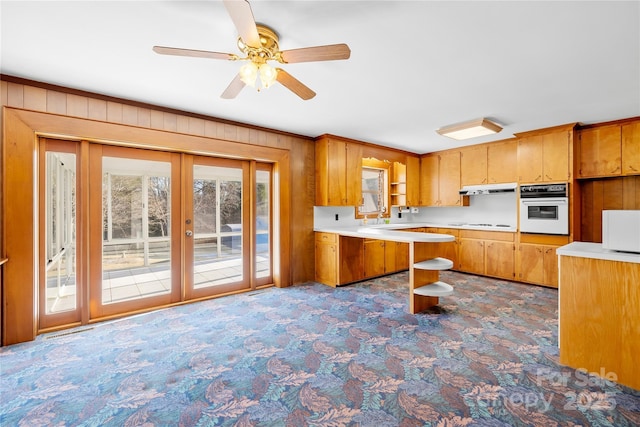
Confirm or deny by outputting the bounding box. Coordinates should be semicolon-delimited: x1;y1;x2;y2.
39;140;273;329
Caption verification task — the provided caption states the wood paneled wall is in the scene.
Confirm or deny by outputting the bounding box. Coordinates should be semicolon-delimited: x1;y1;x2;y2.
580;176;640;242
1;77;316;344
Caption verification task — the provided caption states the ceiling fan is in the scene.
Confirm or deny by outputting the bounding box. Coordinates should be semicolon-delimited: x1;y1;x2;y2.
153;0;351;100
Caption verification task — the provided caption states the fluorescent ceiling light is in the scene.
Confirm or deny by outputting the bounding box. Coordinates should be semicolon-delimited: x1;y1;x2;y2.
437;118;502;140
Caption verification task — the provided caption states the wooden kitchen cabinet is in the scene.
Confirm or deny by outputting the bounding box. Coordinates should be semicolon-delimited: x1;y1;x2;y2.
517;234;568;288
405;155;421;206
420;151;466;207
518;243;560;288
518;244;560;288
458;230;515;279
395;241;410;271
315;233;364;287
315;233;339;286
364;239;408;278
518;244;544;284
364;239;386;278
488;139;517;183
440;151;463;206
485;240;516;280
622;121;640;175
420;154;439;206
517;135;543;183
542;131;571;182
384;240;399;273
543;246;559;288
460;145;488;186
459;238;485;275
578;124;621;178
517;128;571;183
315;136;362;206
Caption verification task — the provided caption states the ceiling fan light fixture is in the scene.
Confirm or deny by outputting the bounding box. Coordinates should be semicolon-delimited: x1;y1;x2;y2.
437;118;503;140
259;63;278;88
239;62;258;87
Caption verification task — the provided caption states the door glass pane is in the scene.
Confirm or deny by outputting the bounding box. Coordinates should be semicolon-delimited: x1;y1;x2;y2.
193;165;243;289
45;152;77;314
102;157;171;304
256;169;270;279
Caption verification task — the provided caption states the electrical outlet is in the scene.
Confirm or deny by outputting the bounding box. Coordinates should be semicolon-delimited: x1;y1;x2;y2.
335;214;339;221
411;207;419;213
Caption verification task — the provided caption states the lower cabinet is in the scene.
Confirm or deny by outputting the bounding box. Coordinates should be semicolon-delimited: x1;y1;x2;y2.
315;232;364;287
364;239;409;278
459;238;485;275
364;239;386;278
458;230;516;280
317;230;565;289
517;235;567;288
315;233;410;287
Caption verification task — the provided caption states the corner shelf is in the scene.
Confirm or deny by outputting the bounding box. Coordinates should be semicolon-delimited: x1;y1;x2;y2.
409;241;454;313
413;257;454;271
413;281;454;297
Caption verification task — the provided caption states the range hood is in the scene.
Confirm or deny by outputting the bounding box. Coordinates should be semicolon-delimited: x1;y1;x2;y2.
459;182;517;196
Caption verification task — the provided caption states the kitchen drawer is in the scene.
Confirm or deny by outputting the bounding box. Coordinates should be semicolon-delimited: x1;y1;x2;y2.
436;228;459;237
459;229;514;242
315;232;338;243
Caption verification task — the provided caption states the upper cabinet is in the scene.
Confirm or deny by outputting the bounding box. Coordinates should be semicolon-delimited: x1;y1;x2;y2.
487;139;517;183
460;145;488;186
315;136;362;206
315;135;422;208
420;154;440;206
578;124;621;178
517;125;573;183
440;151;463;206
405;155;421;206
420;151;467;207
622;121;640;175
577;119;640;179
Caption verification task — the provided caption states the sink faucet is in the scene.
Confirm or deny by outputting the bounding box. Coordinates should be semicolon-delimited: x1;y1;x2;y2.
377;212;383;224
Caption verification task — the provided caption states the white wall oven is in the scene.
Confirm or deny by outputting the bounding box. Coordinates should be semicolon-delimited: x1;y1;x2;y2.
519;183;569;235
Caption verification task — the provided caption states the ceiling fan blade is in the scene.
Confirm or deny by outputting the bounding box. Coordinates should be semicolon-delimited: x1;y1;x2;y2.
280;43;351;64
221;74;246;99
153;46;235;60
275;69;316;100
223;0;261;48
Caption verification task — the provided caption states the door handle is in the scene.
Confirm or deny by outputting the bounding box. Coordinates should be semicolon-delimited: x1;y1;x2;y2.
185;230;193;237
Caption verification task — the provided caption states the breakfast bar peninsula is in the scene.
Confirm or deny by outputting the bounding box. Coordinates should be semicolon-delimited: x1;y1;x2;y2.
314;227;455;314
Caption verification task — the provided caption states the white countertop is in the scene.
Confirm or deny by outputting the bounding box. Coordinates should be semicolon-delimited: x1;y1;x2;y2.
557;241;640;264
316;221;517;233
314;226;455;243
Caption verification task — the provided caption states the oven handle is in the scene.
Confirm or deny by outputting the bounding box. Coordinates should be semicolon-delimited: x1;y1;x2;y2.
521;199;568;205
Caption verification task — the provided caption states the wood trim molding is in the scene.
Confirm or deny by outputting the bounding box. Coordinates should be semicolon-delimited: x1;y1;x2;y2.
0;74;309;140
513;122;578;138
577;116;640;130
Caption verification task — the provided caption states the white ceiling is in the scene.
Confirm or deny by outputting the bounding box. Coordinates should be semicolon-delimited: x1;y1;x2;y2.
1;1;639;154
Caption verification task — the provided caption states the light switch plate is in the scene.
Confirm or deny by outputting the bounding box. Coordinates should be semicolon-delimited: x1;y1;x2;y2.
411;207;419;213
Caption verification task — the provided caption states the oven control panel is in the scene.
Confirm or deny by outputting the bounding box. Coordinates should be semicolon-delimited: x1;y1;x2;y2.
520;183;568;198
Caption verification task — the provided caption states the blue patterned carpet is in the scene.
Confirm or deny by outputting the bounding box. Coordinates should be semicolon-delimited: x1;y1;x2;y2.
1;271;639;426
